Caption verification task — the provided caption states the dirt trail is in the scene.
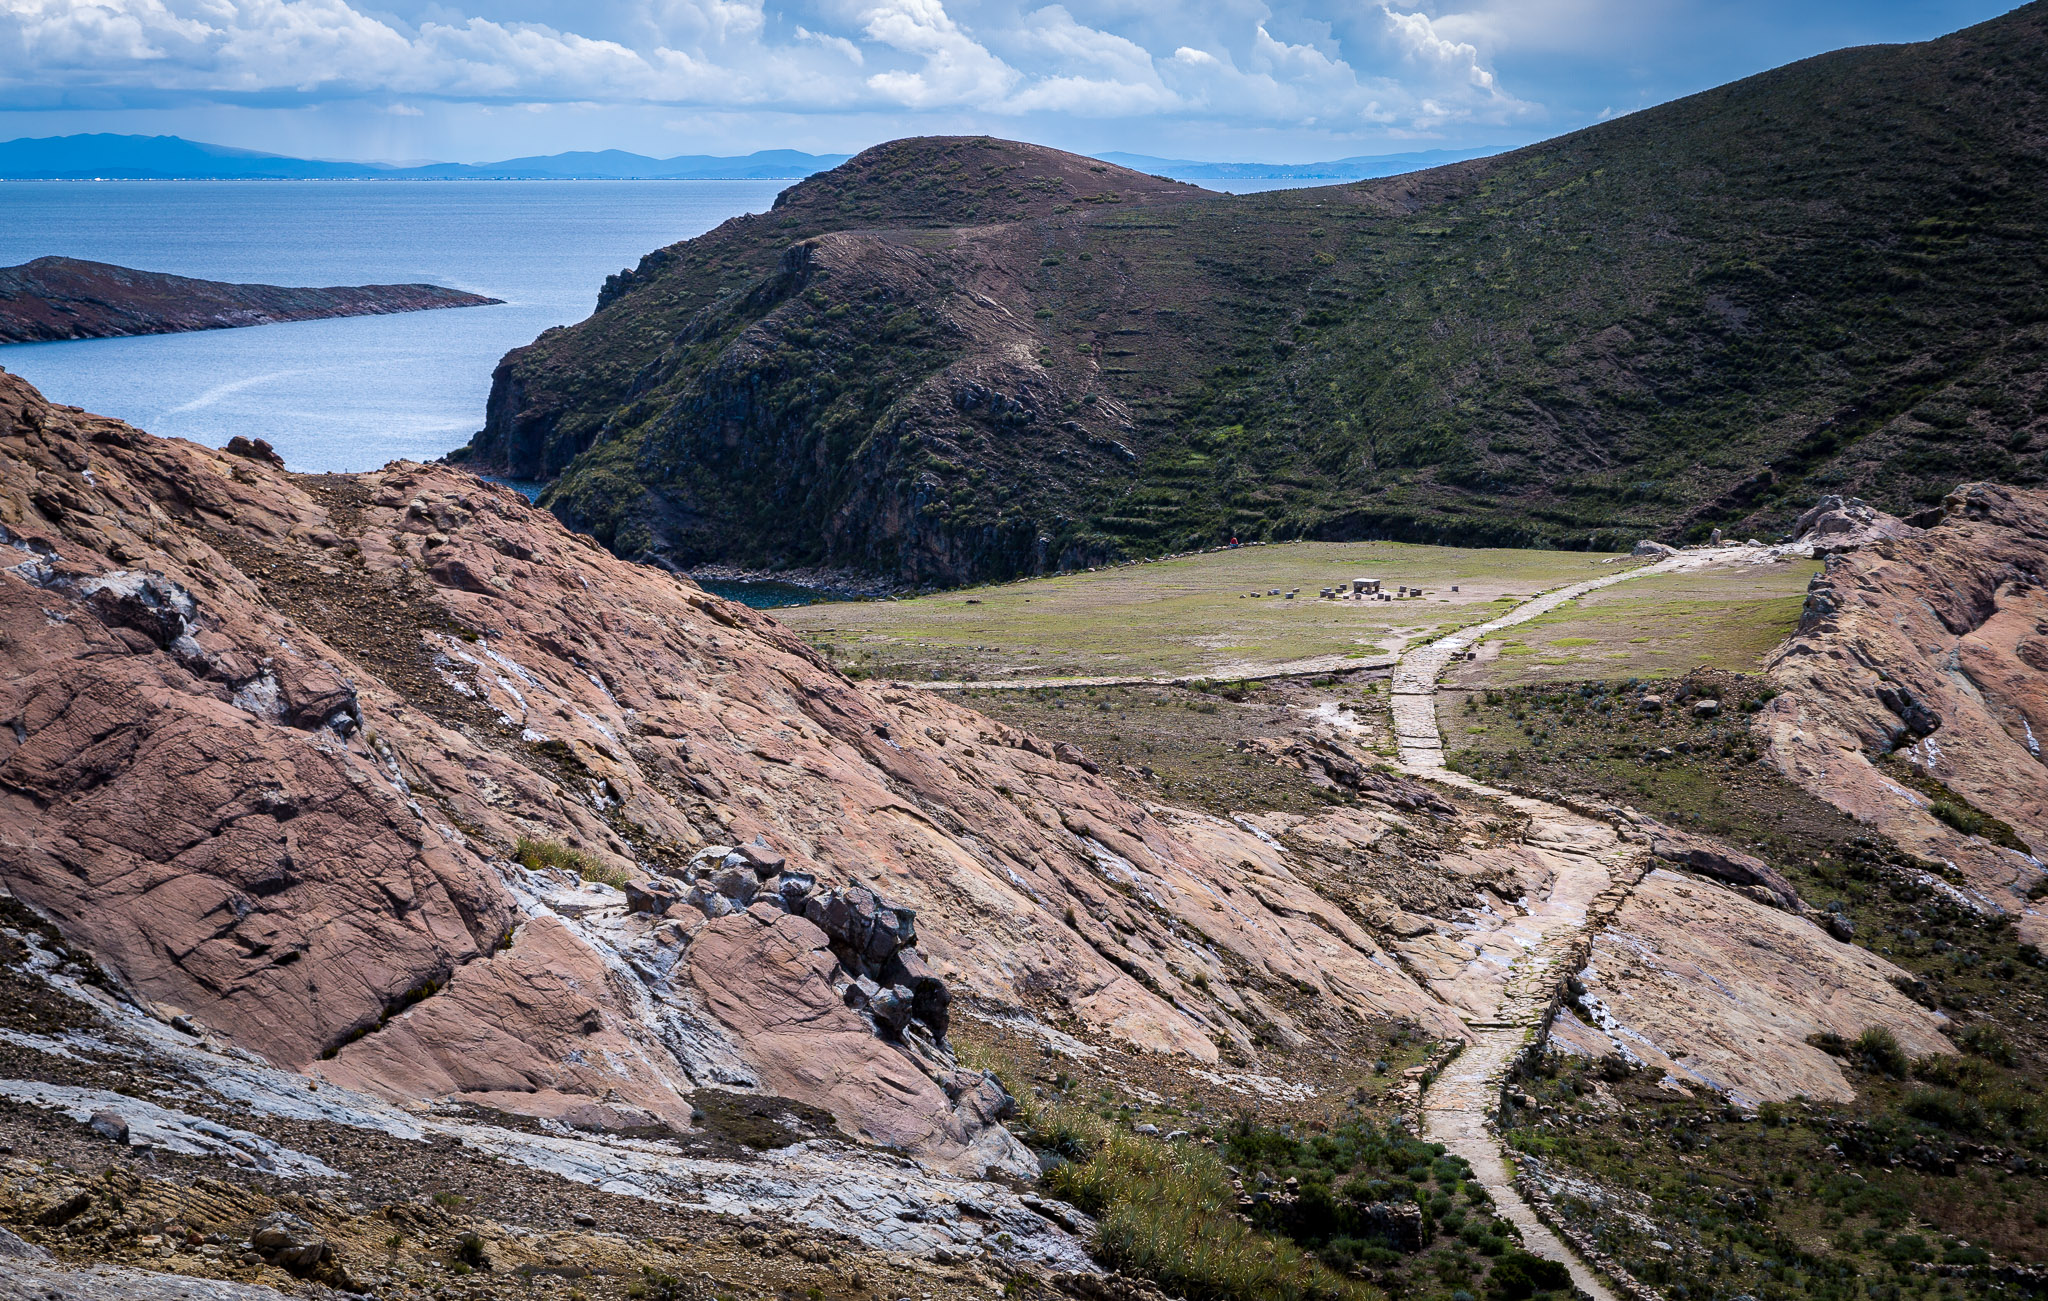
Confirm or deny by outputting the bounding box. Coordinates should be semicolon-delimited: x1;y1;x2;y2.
1391;548;1783;1301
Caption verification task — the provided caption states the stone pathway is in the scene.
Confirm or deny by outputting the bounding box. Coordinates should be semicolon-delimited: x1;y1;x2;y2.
1383;554;1780;1301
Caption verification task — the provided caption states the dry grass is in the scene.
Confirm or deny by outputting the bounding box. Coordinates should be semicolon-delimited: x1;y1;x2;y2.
513;836;630;889
1446;559;1818;688
781;540;1628;683
1025;1100;1378;1301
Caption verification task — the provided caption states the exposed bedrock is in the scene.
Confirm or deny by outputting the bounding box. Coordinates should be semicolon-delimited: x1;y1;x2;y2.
0;368;1459;1174
1758;484;2048;934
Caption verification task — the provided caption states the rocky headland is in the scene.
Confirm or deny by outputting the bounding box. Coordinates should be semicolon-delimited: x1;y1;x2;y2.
0;257;501;344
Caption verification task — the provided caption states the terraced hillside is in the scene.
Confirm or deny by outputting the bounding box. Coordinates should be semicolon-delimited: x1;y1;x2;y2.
456;4;2048;585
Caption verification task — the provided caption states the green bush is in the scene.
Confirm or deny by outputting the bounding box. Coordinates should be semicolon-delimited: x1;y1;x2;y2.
1959;1023;2018;1066
1856;1027;1909;1078
1483;1251;1571;1300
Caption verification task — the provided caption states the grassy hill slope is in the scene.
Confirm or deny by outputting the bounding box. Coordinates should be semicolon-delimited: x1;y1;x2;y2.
455;5;2048;583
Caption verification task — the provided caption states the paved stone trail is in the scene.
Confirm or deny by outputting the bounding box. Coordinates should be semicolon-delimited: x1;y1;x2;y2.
1388;549;1779;1301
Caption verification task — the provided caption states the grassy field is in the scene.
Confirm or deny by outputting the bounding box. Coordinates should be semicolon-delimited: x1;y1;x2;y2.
1445;558;1819;688
779;540;1633;683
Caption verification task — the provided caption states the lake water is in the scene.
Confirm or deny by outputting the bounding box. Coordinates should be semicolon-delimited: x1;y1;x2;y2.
0;180;785;471
694;579;843;609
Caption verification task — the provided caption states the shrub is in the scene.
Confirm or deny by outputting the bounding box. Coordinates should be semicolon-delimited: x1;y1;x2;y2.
1901;1088;1982;1133
1030;1101;1371;1301
1485;1250;1568;1298
1959;1023;2018;1066
1856;1027;1909;1078
1930;800;1987;837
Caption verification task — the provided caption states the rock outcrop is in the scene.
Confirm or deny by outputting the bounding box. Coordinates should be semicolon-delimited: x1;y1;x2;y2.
1757;483;2048;933
0;257;501;345
1552;868;1953;1105
1790;495;1921;555
0;368;1459;1174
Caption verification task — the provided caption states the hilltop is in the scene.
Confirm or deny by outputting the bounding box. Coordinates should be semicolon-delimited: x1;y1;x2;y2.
457;3;2048;585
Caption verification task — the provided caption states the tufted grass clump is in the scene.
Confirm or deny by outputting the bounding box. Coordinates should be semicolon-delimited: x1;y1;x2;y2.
514;836;630;889
1027;1099;1373;1301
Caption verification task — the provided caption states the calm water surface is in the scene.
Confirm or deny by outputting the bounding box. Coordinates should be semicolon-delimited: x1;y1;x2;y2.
0;181;783;471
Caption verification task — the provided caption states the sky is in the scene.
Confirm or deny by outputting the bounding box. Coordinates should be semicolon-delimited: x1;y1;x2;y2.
0;0;2025;164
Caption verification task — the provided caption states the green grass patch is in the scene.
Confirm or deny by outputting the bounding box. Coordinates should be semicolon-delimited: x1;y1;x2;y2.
1026;1101;1377;1301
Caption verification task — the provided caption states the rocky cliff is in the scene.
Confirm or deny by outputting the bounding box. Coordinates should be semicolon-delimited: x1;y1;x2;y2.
460;3;2048;586
1759;484;2048;935
0;257;501;344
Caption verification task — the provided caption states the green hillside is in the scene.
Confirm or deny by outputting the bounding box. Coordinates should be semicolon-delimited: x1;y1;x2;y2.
455;4;2048;584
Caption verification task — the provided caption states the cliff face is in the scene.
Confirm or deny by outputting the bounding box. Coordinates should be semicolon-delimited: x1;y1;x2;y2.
0;368;1466;1173
460;3;2048;586
0;257;501;344
1760;484;2048;935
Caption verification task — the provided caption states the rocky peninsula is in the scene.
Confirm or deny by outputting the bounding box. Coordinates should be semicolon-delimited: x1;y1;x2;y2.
0;256;500;344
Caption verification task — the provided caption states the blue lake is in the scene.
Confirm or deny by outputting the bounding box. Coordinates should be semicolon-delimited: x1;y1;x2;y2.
0;180;784;472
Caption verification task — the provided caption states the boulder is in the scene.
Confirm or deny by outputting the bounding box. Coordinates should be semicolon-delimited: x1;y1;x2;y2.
736;843;787;877
707;867;759;907
1632;539;1677;557
869;984;917;1037
88;1109;129;1145
1646;825;1804;911
686;886;738;919
1792;494;1918;553
1052;742;1100;774
1692;698;1721;718
803;885;916;967
250;1212;330;1274
624;880;677;915
882;946;953;1039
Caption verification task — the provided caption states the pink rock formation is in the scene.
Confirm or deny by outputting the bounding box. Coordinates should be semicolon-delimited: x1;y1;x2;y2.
1758;484;2048;934
0;370;1459;1171
1552;869;1953;1104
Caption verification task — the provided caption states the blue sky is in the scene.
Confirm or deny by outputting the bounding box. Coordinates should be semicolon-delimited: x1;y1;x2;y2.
0;1;2023;163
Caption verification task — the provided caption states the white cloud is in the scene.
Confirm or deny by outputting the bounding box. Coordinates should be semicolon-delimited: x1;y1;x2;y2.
860;0;1017;108
1382;6;1497;93
796;24;862;64
0;0;1544;139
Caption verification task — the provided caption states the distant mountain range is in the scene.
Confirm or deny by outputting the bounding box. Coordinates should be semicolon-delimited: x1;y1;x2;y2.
0;134;1504;184
0;135;853;181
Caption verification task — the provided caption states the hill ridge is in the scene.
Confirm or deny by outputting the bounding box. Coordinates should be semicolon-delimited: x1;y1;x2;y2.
459;4;2048;585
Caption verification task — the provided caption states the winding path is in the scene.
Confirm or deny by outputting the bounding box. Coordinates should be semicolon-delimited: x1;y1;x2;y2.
1388;546;1780;1301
